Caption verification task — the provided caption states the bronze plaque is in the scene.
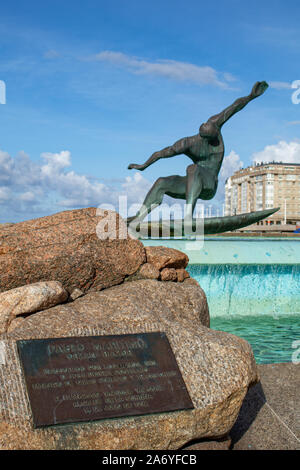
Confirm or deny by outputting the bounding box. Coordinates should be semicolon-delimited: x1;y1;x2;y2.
17;332;194;427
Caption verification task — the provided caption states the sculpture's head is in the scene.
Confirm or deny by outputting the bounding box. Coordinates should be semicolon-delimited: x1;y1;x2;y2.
199;121;218;140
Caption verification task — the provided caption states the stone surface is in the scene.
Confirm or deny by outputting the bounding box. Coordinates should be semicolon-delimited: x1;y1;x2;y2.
0;223;14;229
160;267;177;281
0;208;145;294
176;268;190;282
138;262;160;280
7;279;210;337
7;317;25;334
0;281;68;334
183;277;200;287
145;246;189;271
0;280;258;450
231;363;300;450
69;288;84;301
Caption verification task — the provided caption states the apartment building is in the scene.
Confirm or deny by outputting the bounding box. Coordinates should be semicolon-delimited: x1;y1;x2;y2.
225;162;300;226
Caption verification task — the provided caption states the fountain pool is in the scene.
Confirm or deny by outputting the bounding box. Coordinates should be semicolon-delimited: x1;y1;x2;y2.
143;237;300;364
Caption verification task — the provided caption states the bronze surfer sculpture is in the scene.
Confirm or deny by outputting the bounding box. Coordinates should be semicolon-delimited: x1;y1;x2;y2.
127;81;279;234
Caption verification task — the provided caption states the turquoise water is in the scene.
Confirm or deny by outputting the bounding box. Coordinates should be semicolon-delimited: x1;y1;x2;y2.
186;263;300;364
210;314;300;364
142;238;300;364
186;264;300;317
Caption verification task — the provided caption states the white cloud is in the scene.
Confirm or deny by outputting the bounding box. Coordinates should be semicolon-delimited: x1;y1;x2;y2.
0;186;10;202
196;150;244;215
0;146;245;222
19;191;36;202
121;172;152;203
0;150;13;180
269;81;292;90
91;51;235;88
41;150;71;176
0;149;153;222
252;140;300;164
220;150;244;180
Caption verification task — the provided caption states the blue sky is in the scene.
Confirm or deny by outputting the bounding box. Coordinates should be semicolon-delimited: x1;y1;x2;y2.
0;0;300;222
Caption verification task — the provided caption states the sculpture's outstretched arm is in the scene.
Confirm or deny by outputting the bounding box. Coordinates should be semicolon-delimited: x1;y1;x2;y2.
208;81;268;128
128;137;190;171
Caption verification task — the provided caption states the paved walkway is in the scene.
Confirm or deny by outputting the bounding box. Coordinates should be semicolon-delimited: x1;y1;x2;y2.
230;363;300;450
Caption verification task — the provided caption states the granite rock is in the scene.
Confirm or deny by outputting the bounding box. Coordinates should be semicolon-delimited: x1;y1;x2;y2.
137;262;161;280
145;246;189;271
69;288;85;301
6;279;210;337
160;267;177;281
7;317;25;334
176;268;190;282
0;280;258;450
0;208;145;294
0;281;68;334
183;277;200;287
